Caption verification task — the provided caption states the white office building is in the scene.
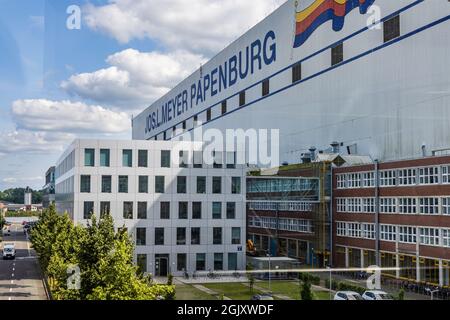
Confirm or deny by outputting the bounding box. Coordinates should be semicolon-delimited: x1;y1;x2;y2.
55;139;247;276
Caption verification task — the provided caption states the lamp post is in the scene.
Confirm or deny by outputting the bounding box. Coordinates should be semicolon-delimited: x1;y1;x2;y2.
268;252;272;292
326;265;332;300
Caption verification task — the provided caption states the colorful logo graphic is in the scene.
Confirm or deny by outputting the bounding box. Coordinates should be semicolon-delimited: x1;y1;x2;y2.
294;0;376;48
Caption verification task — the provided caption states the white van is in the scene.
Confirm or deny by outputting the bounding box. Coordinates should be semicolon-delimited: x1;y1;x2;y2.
2;243;16;260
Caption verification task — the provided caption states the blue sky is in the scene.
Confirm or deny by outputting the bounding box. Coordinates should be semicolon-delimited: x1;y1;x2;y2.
0;0;284;191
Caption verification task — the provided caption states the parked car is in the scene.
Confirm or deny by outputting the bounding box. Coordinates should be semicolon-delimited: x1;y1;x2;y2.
362;290;394;300
334;291;364;300
251;294;274;301
2;243;16;260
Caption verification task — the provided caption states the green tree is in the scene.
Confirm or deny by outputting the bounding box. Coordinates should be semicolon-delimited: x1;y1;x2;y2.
300;279;313;301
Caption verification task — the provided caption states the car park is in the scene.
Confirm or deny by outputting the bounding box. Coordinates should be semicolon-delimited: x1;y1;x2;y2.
362;290;394;300
334;291;364;300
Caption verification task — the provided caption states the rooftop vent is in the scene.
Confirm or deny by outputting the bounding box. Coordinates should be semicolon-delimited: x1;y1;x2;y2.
331;141;340;154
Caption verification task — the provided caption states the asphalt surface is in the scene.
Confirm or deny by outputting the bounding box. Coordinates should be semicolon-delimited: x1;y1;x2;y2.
0;224;47;300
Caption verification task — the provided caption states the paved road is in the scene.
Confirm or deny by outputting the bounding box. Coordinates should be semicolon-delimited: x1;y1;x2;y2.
0;224;47;300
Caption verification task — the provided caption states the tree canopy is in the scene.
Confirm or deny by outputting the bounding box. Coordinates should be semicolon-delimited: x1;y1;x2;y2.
0;188;43;204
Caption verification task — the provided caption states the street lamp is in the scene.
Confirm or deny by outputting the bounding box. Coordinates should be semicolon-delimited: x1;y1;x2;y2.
326;265;332;300
267;252;272;292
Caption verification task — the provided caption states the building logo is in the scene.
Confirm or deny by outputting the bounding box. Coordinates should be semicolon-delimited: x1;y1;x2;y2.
293;0;376;48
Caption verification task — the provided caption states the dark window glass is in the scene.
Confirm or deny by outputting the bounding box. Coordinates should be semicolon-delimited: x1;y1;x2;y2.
118;176;128;193
155;228;164;245
138;150;148;167
214;253;223;271
137;254;147;274
100;149;110;167
179;202;188;219
177;254;187;272
213;228;222;245
138;202;147;219
212;202;222;219
193;151;203;168
292;62;302;83
228;253;238;271
102;176;112;193
179;150;188;168
212;177;222;194
155;176;165;193
196;253;206;271
207;108;212;121
232;177;241;194
331;43;344;66
122;149;133;167
227;202;236;219
239;91;246;106
232;227;241;245
191;227;201;245
123;202;133;219
221;101;227;114
80;175;91;193
226;152;236;169
84;149;95;167
177;176;187;194
139;176;148;193
100;202;110;218
83;201;94;219
384;15;400;43
161;150;171;168
193;115;198;127
213;151;223;169
197;176;206;194
192;202;202;219
136;228;146;246
177;228;186;245
160;202;170;219
262;79;270;96
182;121;186;131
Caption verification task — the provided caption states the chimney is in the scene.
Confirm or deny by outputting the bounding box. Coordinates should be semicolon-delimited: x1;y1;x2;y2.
331;141;340;154
309;146;317;161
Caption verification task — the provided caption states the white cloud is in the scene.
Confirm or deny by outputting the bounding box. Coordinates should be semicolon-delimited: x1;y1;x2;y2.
84;0;285;53
0;130;74;155
61;49;206;108
12;99;131;134
2;176;43;184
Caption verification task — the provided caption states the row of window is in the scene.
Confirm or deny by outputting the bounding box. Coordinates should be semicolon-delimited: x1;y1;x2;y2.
248;216;313;233
336;222;450;248
83;201;240;220
136;252;239;273
134;226;242;246
84;148;238;169
247;201;313;212
246;178;317;193
80;175;242;195
337;165;450;189
336;197;450;215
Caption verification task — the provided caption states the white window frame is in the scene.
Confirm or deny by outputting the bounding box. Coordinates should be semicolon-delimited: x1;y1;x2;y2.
442;166;450;184
419;227;440;246
398;168;417;186
419;166;439;185
399;226;417;244
419;197;439;215
398;198;417;214
362;172;375;187
380;170;397;187
380;198;397;214
380;224;396;242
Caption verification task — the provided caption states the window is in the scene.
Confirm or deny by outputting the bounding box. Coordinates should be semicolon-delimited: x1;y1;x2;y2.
123;202;133;219
226;152;236;169
347;173;361;188
442;229;450;248
362;198;375;213
419;198;439;215
207;108;212;121
331;43;343;66
336;198;346;212
214;253;223;271
213;151;223;169
399;226;417;244
160;202;170;219
419;228;440;246
100;149;110;167
239;91;246;106
362;224;375;240
138;176;148;193
362;172;375;187
100;202;110;217
177;228;186;245
177;176;187;194
380;170;396;187
80;175;91;193
226;202;236;219
221;100;227;114
138;150;148;167
443;166;450;184
347;223;361;238
191;228;201;245
443;198;450;215
212;202;222;219
182;121;186;131
179;150;188;168
193;151;203;168
193;115;198;127
137;254;147;274
101;176;112;193
136;228;146;246
212;177;222;194
122;150;132;167
177;254;187;272
178;202;188;219
398;169;416;185
262;79;270;96
399;198;417;214
118;176;128;193
384;15;400;43
347;198;362;213
84;148;95;167
380;198;397;213
292;62;301;83
196;253;206;271
138;202;147;219
336;222;346;236
83;201;94;219
337;174;346;189
192;202;202;219
213;228;222;245
232;227;241;244
419;167;439;185
155;228;164;245
161;150;171;168
228;253;238;271
155;176;165;193
232;177;241;194
380;225;396;242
